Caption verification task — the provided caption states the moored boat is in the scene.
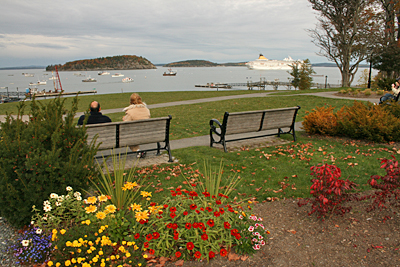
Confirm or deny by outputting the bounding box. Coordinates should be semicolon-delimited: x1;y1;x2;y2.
82;76;97;82
112;73;124;77
122;77;134;83
29;80;47;86
163;69;177;76
98;71;110;75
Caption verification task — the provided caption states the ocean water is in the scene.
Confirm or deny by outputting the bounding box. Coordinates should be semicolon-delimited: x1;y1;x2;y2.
0;66;377;96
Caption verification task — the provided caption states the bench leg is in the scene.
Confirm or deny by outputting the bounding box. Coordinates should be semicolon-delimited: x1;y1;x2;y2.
156;142;161;155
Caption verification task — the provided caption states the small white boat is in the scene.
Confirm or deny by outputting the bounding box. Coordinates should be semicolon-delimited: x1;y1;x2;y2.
98;71;110;75
112;73;124;77
82;76;97;82
73;72;85;76
29;80;47;86
122;77;134;83
49;76;58;80
23;73;35;77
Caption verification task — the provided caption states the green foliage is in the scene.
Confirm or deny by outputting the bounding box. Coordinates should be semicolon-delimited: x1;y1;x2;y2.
376;77;396;91
92;151;149;210
288;59;315;90
0;96;99;227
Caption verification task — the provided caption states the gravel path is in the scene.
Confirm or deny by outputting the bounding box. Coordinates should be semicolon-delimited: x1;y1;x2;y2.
0;217;22;267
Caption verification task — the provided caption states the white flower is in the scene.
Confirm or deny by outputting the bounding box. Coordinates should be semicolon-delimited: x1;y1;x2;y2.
238;215;243;219
55;202;61;206
42;214;48;221
258;235;263;240
31;221;34;225
74;192;81;198
36;228;42;234
65;195;70;199
66;186;73;191
57;196;64;202
252;238;258;242
43;205;52;212
257;217;263;221
260;240;266;246
21;240;30;247
43;200;50;206
248;226;254;232
253;244;261;250
50;193;58;199
76;196;82;201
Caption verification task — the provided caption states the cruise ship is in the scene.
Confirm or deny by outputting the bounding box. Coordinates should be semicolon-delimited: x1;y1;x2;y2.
246;54;299;70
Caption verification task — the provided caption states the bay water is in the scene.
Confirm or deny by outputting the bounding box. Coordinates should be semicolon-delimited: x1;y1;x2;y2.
0;66;377;96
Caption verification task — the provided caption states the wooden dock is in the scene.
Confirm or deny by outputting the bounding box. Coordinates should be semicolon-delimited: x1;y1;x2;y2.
195;83;232;89
28;90;97;98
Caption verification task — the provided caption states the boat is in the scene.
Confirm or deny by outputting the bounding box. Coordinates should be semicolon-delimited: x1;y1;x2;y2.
29;80;47;86
112;73;124;77
23;73;34;77
82;76;97;82
163;69;177;76
49;76;58;80
122;77;134;83
245;54;300;70
98;71;110;75
73;72;85;76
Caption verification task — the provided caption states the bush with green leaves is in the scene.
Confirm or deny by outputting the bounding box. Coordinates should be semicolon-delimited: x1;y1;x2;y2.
0;96;99;227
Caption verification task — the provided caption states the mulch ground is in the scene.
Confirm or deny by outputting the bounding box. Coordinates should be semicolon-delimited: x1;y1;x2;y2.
158;198;400;267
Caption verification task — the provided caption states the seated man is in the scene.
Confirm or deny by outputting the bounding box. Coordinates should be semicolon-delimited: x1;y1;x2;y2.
77;101;112;125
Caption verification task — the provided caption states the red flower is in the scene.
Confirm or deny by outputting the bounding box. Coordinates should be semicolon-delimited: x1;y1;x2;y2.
171;192;177;197
163;204;168;209
173;234;179;240
224;222;231;229
167;223;172;229
175;251;181;258
144;242;149;248
193;222;199;228
185;222;192;229
134;233;140;239
235;233;241;240
202;191;210;197
218;193;229;199
189;191;198;197
220;248;228;257
198;222;205;229
153;232;160;239
216;200;222;205
189;204;197;210
214;211;220;217
200;207;204;211
170;207;177;212
209;251;215;259
170;212;176;219
146;234;153;241
195;210;200;214
183;211;189;216
149;249;155;255
172;223;178;230
206;207;213;212
186;242;194;250
219;207;225;214
201;233;208;240
194;251;202;259
230;229;238;235
207;219;215;227
150;202;156;206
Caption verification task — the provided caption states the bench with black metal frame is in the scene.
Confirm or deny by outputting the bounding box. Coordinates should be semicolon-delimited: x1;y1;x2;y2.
209;106;300;152
83;116;173;162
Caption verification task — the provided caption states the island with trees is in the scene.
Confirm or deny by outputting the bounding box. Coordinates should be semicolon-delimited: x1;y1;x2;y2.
46;55;156;71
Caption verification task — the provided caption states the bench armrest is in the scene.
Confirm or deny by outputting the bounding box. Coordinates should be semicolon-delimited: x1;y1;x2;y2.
210;119;223;136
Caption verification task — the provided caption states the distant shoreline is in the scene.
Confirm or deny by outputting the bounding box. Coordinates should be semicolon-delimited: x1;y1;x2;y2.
0;63;371;70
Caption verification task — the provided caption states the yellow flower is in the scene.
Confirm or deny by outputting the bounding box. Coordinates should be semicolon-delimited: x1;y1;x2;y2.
47;261;53;266
122;181;138;191
52;229;58;235
60;229;66;235
86;196;97;204
105;205;117;214
98;250;103;256
65;260;71;266
92;257;98;263
96;211;106;220
143;254;148;259
122;241;126;245
148;205;161;214
71;258;76;263
85;219;91;225
98;195;108;202
110;255;115;260
135;210;149;222
56;263;61;267
130;203;142;211
82;263;91;267
126;252;131;257
140;191;152;198
66;241;72;247
85;205;97;214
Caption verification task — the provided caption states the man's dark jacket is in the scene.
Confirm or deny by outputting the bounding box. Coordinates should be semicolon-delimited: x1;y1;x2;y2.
77;112;112;125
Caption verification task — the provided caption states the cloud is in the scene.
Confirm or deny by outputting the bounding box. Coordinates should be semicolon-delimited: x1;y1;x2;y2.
0;0;319;67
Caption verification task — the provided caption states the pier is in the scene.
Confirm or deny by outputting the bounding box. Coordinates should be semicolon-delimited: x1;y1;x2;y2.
1;87;97;102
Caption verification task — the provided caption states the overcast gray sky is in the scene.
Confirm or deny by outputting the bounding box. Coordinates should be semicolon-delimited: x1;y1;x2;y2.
0;0;321;68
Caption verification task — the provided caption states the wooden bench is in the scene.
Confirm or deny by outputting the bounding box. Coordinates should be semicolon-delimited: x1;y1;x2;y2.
83;116;173;162
209;106;300;152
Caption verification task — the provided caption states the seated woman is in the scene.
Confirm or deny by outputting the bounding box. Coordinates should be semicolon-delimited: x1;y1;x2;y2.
379;78;400;104
122;93;151;157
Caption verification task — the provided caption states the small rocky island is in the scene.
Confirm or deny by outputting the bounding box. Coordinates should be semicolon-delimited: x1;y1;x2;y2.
46;55;156;71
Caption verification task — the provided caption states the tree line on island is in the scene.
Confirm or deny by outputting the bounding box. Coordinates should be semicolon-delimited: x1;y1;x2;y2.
46;55;156;71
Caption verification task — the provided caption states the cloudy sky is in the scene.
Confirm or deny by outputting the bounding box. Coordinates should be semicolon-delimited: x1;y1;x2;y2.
0;0;321;68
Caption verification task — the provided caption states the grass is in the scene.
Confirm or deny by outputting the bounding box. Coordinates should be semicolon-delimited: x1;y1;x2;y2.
136;132;393;204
